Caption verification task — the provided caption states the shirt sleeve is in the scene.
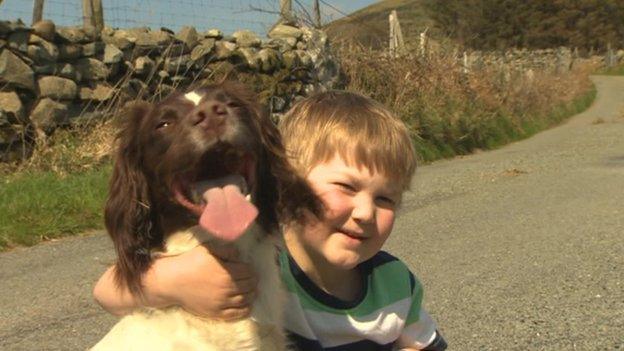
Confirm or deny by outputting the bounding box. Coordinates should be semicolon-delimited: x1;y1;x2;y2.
394;272;439;349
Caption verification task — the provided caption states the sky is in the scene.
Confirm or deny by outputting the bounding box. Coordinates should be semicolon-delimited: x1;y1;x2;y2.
0;0;378;35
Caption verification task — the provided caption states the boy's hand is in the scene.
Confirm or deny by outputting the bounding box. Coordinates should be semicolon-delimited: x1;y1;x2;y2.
158;243;258;321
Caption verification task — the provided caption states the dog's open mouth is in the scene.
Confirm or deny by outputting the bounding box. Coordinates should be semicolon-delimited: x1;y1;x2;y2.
172;146;258;241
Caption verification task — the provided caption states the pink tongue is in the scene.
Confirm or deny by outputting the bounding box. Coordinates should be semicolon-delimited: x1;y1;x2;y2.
199;185;258;241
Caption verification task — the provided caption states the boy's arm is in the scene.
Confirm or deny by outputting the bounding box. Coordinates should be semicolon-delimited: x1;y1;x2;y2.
396;309;447;351
93;244;258;320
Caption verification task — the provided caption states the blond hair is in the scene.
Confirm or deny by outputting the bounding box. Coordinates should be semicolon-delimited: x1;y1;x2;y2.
279;90;416;190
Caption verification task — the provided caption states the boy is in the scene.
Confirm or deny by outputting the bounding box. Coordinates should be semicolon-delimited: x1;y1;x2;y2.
94;90;446;350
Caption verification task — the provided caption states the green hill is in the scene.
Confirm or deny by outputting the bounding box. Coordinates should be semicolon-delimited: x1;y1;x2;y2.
324;0;434;49
325;0;624;52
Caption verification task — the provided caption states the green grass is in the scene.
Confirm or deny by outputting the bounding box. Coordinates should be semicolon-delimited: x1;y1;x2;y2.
411;84;597;162
0;166;110;250
595;64;624;76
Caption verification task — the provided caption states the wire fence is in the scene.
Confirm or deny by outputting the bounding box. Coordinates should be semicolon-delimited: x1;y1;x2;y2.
0;0;365;35
0;0;285;34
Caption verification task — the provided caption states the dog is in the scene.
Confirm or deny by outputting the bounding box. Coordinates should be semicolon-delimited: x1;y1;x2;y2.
91;82;322;350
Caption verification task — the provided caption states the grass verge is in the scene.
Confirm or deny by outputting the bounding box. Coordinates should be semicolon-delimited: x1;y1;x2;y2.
595;64;624;76
0;166;110;250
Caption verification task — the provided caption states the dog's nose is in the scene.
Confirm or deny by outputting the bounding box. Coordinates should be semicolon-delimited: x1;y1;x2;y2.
192;101;228;132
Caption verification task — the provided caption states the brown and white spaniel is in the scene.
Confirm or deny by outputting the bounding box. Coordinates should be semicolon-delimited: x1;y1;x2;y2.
91;82;321;350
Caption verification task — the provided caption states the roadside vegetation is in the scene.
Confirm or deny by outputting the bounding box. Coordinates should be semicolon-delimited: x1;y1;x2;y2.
340;46;596;161
0;48;597;251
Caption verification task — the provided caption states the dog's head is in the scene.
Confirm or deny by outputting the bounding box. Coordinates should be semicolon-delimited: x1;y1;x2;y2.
106;81;322;294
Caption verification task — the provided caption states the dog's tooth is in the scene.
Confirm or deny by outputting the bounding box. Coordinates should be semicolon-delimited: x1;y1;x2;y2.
245;194;251;202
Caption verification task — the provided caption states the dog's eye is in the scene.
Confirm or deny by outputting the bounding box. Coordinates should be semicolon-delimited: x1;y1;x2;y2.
156;121;172;130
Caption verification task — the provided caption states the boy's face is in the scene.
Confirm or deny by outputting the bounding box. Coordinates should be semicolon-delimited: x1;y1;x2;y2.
293;154;402;271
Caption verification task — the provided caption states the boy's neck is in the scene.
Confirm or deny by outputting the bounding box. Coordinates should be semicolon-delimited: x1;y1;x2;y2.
284;230;363;302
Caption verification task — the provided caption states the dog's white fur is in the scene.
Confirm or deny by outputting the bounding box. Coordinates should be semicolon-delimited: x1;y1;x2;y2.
91;224;286;351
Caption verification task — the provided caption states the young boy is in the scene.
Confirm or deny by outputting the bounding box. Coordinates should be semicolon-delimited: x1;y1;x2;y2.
94;90;446;350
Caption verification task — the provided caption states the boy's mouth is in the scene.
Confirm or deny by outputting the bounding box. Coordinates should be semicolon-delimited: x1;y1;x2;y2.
338;229;367;241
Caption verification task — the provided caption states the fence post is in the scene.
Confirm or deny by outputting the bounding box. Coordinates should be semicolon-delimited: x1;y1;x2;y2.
32;0;45;24
92;0;104;31
606;42;616;68
313;0;321;28
82;0;95;28
462;51;470;74
280;0;294;24
419;27;428;57
388;10;405;58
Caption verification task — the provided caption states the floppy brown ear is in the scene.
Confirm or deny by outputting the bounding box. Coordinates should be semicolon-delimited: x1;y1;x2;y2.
253;106;324;233
105;101;161;296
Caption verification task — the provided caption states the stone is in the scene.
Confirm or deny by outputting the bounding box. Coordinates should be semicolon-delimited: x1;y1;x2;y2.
0;20;27;35
57;63;79;81
204;29;223;39
282;50;301;69
0;123;21;144
82;41;105;57
58;44;83;60
79;83;114;101
102;33;133;50
214;41;237;60
27;43;59;63
164;55;192;73
103;44;123;64
267;37;297;52
8;31;29;52
190;38;215;61
176;26;199;50
82;25;100;41
30;98;69;134
258;48;280;72
295;50;312;67
32;20;56;42
170;76;190;86
154;83;175;98
75;58;109;81
235;47;260;70
136;30;173;47
270;96;286;112
133;56;155;75
0;91;25;123
233;30;261;47
56;27;89;44
268;24;303;40
0;50;36;91
120;78;148;99
38;76;78;100
0;21;11;37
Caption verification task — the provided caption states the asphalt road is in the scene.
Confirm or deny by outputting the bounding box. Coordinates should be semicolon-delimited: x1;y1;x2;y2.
1;76;623;350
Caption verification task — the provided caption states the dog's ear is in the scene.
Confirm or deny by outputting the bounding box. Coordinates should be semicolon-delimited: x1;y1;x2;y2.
105;101;161;296
253;107;324;233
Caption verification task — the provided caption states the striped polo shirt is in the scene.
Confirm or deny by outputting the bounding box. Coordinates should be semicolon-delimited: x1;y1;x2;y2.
279;250;441;350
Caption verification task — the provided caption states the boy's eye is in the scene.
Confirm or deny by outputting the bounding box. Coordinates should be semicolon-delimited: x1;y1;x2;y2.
377;196;396;206
334;182;355;192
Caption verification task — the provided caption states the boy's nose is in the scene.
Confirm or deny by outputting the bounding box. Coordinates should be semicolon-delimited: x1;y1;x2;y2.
351;196;375;224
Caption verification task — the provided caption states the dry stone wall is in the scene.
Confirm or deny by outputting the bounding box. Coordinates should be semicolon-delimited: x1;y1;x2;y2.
0;19;342;162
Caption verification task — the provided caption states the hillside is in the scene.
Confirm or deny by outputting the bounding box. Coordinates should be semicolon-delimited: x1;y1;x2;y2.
325;0;624;51
324;0;434;49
